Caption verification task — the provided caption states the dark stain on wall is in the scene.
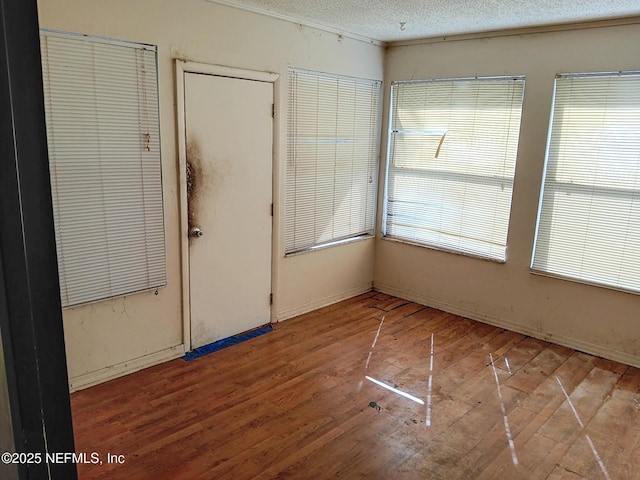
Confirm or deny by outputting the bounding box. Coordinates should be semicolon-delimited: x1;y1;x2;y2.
186;139;202;231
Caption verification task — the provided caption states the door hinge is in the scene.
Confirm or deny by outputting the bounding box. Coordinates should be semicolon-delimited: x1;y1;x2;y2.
269;293;273;305
271;103;275;118
271;203;274;216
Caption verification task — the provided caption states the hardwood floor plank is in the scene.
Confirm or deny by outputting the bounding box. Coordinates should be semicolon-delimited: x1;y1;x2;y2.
476;352;600;480
505;343;574;394
546;465;585;479
556;366;640;480
536;366;622;444
494;336;550;374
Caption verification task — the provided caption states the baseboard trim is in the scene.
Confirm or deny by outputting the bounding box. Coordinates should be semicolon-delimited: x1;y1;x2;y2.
277;283;373;322
68;344;185;392
374;283;640;369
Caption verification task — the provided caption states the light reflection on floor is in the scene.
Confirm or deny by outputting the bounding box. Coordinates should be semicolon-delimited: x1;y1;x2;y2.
426;333;434;427
556;376;611;480
489;353;519;466
504;356;512;374
365;375;425;405
358;315;386;392
365;315;385;370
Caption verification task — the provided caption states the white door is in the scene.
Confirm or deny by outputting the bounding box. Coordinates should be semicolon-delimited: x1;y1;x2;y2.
184;72;272;349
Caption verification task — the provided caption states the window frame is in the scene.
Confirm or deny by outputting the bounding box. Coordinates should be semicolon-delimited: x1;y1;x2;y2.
285;67;382;255
382;75;525;262
531;70;640;294
40;29;167;308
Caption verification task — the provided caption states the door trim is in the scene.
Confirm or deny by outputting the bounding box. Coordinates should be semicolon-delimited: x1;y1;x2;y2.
175;60;279;352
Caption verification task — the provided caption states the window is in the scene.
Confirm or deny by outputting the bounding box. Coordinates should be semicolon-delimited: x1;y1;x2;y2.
285;68;381;254
384;77;524;261
532;72;640;293
40;31;166;307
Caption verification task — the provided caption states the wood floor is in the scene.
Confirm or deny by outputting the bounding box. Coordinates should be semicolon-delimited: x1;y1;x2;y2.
71;292;640;479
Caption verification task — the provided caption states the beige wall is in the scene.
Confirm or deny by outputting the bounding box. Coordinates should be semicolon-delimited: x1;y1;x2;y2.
38;0;383;389
376;24;640;367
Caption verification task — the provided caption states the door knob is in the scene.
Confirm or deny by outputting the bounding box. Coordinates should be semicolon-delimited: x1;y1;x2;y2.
190;227;204;238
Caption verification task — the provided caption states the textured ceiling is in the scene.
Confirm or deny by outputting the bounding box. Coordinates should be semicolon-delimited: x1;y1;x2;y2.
210;0;640;42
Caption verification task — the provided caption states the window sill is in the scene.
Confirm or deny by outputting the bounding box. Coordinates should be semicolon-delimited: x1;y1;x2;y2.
529;269;639;296
380;235;506;264
285;234;374;257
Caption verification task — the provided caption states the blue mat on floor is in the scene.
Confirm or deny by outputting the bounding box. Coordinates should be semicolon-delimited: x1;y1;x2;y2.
183;324;273;361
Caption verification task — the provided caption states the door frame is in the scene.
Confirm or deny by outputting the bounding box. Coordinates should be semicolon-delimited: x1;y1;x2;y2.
175;60;279;352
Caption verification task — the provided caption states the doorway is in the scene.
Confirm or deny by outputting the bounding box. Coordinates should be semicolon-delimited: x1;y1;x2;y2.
176;62;277;350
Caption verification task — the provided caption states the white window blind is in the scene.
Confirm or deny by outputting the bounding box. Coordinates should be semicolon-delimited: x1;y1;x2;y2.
385;77;524;261
286;68;381;254
40;31;166;307
532;72;640;293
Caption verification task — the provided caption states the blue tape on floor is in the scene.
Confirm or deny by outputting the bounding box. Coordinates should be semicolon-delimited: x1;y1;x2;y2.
183;324;273;361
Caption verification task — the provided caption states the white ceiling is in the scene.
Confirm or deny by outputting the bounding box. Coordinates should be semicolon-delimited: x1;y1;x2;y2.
209;0;640;43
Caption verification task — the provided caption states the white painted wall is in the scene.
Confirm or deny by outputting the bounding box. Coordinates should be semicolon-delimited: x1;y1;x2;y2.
376;24;640;367
37;0;383;389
